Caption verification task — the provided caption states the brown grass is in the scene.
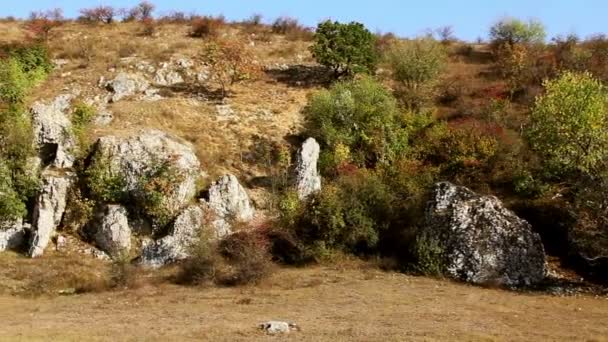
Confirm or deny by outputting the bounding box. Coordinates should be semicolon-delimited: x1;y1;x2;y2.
0;260;607;340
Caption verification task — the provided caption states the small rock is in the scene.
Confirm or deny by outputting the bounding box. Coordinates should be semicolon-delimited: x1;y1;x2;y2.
215;104;236;121
55;234;67;251
105;72;150;102
258;321;298;334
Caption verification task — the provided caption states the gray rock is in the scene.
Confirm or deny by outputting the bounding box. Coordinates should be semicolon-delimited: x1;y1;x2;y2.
105;72;150;102
90;129;200;223
154;65;184;86
55;234;67;252
295;138;321;199
93;205;132;258
140;205;205;267
0;219;26;252
215;104;236;121
29;173;74;257
141;87;163;102
258;321;299;334
30;94;77;168
206;174;254;236
423;182;546;286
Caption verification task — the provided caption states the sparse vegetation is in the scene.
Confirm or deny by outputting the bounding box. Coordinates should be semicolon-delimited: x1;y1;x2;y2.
201;39;259;98
384;37;447;110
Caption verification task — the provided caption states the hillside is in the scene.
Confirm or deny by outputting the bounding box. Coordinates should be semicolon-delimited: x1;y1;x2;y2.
1;10;608;341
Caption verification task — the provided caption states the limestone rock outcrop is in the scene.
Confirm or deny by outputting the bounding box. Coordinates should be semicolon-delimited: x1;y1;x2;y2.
423;182;546;286
206;174;254;236
92;205;132;258
89;129;200;222
29;173;74;257
30;94;76;168
0;219;26;252
295;138;321;199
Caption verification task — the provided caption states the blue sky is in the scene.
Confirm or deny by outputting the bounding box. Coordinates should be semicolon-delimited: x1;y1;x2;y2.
2;0;606;41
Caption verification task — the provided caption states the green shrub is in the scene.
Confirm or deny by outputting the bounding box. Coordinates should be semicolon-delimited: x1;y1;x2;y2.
6;44;53;77
0;110;39;216
85;155;128;203
0;160;27;222
414;121;499;178
384;38;447;110
134;160;185;228
526;71;608;176
489;18;546;46
71;102;96;152
0;58;32;104
294;169;395;254
304;76;408;170
411;232;445;276
310;20;378;77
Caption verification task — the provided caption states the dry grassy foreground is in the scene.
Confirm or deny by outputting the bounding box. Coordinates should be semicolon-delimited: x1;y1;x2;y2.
1;264;607;341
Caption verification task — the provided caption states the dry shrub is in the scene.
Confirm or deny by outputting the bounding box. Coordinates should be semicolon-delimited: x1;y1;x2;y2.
189;16;226;38
201;39;261;98
108;256;140;289
217;230;273;286
140;18;157;37
11;256;110;296
271;16;312;41
158;11;189;24
178;230;274;287
79;6;117;24
26;9;64;41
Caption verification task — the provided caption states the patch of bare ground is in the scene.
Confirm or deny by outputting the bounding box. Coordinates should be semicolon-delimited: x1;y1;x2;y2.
0;256;607;341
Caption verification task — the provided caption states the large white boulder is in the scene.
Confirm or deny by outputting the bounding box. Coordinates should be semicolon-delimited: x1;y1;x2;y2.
89;129;200;223
423;182;546;286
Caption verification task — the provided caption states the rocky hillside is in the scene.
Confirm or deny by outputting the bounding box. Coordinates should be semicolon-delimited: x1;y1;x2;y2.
1;12;607;300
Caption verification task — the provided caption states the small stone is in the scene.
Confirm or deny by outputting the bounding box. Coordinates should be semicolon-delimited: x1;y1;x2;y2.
258;321;298;334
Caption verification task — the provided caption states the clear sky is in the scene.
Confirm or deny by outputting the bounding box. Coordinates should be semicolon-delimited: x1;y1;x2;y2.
1;0;606;41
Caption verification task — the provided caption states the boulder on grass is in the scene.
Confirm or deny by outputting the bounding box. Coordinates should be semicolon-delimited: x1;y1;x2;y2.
422;182;546;286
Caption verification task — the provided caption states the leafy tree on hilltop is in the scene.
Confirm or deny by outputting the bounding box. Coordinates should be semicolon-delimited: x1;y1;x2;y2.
310;20;378;78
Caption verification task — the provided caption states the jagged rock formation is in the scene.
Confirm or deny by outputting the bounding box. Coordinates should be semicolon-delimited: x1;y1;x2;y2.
423;182;546;286
105;72;150;102
295;138;321;199
0;220;26;252
89;129;200;221
206;174;255;236
29;173;74;257
141;174;255;267
92;205;132;258
140;205;205;267
30;94;77;168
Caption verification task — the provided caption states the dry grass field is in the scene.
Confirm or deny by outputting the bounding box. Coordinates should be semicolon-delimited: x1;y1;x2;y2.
0;254;607;341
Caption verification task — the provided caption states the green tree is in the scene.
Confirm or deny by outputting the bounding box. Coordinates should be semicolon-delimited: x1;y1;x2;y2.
310;20;378;78
526;71;608;176
489;18;546;46
384;38;447;110
304;76;408;169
